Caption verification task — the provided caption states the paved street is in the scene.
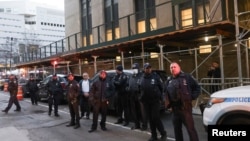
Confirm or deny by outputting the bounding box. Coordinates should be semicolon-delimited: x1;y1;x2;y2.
0;91;207;141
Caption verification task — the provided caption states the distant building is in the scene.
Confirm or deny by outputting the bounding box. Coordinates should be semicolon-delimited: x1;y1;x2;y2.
0;0;65;71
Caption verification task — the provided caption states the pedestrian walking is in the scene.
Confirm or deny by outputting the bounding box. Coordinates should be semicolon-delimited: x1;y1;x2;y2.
165;62;200;141
79;72;91;119
2;74;21;113
139;63;167;141
26;76;39;105
88;70;115;133
46;73;62;117
66;73;80;129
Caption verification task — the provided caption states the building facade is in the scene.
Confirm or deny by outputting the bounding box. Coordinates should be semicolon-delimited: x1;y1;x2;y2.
16;0;250;89
0;0;65;74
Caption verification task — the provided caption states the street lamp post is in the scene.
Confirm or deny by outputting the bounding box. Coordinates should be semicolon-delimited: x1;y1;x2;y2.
9;37;13;72
6;37;17;73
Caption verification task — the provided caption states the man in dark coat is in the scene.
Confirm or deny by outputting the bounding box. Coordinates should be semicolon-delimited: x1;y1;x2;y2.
113;65;130;126
88;70;115;133
165;62;200;141
66;73;80;129
139;63;167;141
26;76;39;105
127;63;147;130
46;73;62;117
207;61;221;93
2;74;21;113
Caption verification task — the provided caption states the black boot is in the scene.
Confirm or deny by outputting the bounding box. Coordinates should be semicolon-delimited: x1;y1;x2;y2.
2;110;8;114
74;120;80;129
66;119;75;127
114;118;123;124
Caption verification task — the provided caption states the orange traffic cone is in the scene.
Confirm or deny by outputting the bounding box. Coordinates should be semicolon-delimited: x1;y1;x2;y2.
17;85;23;100
3;82;8;92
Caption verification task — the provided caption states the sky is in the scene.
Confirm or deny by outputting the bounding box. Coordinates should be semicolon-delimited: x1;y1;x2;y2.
0;0;64;10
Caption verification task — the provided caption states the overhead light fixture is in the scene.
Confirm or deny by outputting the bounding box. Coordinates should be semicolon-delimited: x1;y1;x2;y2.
83;58;88;64
205;36;208;42
116;56;121;62
150;52;158;58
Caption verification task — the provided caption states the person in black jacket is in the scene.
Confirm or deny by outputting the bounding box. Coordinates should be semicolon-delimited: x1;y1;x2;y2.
26;76;39;105
88;70;115;133
165;62;200;141
46;73;63;117
2;74;21;113
127;63;147;130
66;73;80;129
139;63;167;141
207;61;221;93
113;65;129;126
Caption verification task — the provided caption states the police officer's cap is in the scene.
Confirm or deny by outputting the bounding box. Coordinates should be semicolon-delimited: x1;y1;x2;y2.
132;63;139;69
116;65;123;71
144;63;151;69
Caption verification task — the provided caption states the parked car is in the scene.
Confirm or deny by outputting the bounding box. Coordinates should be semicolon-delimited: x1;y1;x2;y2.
37;74;82;104
202;85;250;131
89;69;168;111
0;79;8;91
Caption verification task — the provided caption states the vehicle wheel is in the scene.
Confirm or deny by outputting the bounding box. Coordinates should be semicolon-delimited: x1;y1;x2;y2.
221;116;250;125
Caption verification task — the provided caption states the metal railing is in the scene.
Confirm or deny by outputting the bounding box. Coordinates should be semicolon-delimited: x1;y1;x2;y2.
199;77;250;96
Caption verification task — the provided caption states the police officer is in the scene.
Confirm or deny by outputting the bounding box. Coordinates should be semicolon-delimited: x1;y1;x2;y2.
139;63;167;141
2;74;21;113
66;73;80;129
88;70;115;133
113;65;129;126
26;76;39;105
46;73;62;117
127;63;147;130
165;62;200;141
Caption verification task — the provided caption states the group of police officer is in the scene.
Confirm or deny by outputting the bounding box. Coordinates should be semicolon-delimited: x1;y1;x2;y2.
112;62;200;141
2;61;201;141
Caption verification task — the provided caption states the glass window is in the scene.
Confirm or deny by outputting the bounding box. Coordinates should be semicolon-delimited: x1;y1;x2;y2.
81;0;92;45
105;0;119;40
135;0;156;33
181;8;193;28
197;3;210;24
6;8;11;13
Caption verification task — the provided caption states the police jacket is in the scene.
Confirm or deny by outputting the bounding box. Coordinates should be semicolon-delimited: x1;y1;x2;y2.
66;80;79;102
127;72;142;98
27;80;38;92
113;72;127;94
46;79;63;95
139;72;163;103
165;72;200;107
8;79;18;96
89;77;115;103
